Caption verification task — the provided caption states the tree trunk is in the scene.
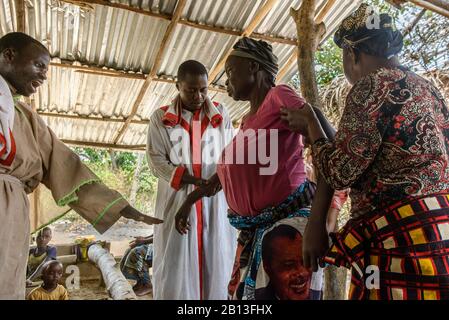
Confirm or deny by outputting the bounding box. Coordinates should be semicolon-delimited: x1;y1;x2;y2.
290;0;326;109
88;244;137;300
129;153;145;206
290;0;346;299
109;149;118;171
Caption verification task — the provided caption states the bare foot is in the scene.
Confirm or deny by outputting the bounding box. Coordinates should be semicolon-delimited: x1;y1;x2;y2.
134;283;152;296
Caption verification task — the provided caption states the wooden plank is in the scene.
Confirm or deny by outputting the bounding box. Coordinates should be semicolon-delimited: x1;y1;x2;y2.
49;62;147;80
408;0;449;18
111;0;187;145
49;61;227;92
61;0;172;20
62;139;146;151
315;0;338;24
38;112;150;124
63;1;299;46
276;48;299;83
208;0;280;84
14;0;26;32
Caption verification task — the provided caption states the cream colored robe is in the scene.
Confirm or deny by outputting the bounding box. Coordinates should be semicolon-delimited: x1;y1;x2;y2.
147;98;237;300
0;101;129;300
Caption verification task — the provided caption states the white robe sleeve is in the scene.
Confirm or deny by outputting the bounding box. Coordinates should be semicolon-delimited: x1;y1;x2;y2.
146;110;186;190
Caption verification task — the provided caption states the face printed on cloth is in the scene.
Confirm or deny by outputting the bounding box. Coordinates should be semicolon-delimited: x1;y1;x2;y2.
261;225;312;300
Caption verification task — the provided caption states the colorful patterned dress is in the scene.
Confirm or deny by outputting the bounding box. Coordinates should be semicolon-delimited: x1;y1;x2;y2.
314;67;449;300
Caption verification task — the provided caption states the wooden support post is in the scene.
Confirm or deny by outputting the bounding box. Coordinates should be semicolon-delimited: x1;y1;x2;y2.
15;0;26;32
290;0;326;108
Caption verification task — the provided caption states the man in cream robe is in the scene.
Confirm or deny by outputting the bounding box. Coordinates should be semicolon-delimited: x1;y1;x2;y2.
0;33;161;300
147;60;236;300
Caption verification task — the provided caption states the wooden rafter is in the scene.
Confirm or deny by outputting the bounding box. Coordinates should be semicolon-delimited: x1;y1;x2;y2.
276;48;299;83
207;0;280;85
387;0;449;18
62;0;298;46
62;139;146;151
111;0;187;145
409;0;449;18
49;61;227;92
38;112;150;125
62;0;172;20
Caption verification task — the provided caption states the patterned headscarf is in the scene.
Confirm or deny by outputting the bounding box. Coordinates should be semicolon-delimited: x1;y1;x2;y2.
229;37;279;83
334;3;404;59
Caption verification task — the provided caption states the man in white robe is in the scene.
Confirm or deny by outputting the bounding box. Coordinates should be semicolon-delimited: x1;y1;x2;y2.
146;60;236;300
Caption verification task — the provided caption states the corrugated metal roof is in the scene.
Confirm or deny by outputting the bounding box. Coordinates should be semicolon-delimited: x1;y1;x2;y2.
0;0;362;149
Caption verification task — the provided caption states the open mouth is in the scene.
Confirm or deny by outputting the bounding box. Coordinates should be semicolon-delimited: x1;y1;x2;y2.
31;80;43;90
289;278;308;294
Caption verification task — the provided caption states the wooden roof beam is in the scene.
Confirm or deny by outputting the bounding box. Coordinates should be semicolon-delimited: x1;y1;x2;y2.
39;112;150;125
111;0;187;145
49;61;227;92
208;0;280;85
387;0;449;18
62;139;146;151
62;0;298;46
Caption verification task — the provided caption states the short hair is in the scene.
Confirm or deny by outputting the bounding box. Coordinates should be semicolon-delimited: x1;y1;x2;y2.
37;226;52;238
177;60;208;82
42;260;62;274
0;32;49;54
262;224;300;263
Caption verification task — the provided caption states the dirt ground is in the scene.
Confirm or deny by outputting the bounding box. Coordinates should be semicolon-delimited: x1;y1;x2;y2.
51;217;154;244
67;280;152;300
48;217;154;300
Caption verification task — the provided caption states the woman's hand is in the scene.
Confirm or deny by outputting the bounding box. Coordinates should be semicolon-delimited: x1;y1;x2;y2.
181;172;209;187
302;216;330;272
280;103;316;135
120;206;163;225
175;201;193;235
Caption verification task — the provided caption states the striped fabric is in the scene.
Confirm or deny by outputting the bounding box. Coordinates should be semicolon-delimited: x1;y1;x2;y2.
324;192;449;300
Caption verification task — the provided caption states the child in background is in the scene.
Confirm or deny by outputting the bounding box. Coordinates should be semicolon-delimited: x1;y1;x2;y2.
26;227;57;285
27;260;68;300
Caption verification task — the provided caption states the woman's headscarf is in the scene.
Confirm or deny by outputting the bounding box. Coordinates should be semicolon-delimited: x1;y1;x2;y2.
229;37;279;83
334;3;404;59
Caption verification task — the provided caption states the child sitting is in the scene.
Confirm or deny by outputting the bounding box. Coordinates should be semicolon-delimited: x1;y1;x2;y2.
27;227;57;285
120;235;153;296
27;260;68;300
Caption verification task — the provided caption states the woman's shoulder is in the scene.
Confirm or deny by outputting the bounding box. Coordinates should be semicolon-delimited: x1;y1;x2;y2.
271;84;297;96
269;84;305;107
347;67;407;107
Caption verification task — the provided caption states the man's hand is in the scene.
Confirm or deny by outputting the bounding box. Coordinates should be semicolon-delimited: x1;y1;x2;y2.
280;103;316;135
181;172;208;187
175;201;192;235
120;206;163;225
129;235;153;248
302;217;330;272
199;178;222;197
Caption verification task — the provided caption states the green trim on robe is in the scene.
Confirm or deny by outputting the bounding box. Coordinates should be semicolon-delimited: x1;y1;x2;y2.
92;196;125;227
56;178;101;207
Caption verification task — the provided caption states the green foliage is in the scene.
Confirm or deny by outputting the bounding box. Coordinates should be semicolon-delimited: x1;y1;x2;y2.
289;0;448;90
71;147;158;214
316;40;344;86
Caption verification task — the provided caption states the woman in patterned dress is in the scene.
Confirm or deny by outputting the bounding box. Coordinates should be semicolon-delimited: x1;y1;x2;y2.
281;4;449;300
